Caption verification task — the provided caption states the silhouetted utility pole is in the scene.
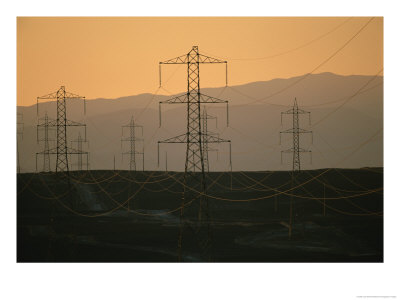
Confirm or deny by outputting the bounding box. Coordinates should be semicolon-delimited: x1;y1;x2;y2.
157;46;231;261
280;97;312;239
36;112;55;172
121;116;144;171
17;112;23;173
71;132;89;171
36;86;86;174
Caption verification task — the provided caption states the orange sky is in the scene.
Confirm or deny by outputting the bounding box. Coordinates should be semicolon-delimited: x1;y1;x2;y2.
17;17;383;106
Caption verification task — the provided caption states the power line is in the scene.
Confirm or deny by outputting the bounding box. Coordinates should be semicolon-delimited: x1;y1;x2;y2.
227;17;376;107
202;18;353;61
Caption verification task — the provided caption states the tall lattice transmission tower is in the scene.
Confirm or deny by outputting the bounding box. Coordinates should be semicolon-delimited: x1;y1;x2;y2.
36;86;87;174
17;112;24;173
121;116;144;171
36;112;56;172
280;97;312;238
71;132;89;171
157;46;231;261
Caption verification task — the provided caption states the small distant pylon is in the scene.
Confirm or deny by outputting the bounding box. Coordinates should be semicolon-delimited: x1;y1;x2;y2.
17;112;24;173
280;98;312;171
71;132;89;171
280;97;313;239
36;112;56;172
201;107;219;173
121;116;144;171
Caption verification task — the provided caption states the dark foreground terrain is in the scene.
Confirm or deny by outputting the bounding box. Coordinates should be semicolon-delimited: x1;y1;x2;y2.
17;168;383;262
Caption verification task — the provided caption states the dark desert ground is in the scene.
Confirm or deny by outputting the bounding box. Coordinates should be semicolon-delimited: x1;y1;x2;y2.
17;168;383;262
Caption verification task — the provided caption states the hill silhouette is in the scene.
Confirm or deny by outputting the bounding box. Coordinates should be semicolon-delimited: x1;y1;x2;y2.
17;72;383;172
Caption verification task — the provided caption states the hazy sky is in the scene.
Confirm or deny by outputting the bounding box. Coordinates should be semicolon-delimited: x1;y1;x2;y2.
17;17;383;106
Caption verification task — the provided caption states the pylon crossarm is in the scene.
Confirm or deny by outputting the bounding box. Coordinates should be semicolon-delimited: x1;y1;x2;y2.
64;92;85;100
122;124;143;128
37;118;84;128
66;120;86;127
160;93;188;104
281;108;295;115
37;91;84;100
158;133;187;144
280;128;312;134
160;93;228;104
36;147;58;155
37;119;57;128
280;128;294;134
37;122;57;128
67;148;89;154
37;92;58;100
298;147;312;153
160;54;188;64
296;108;310;114
203;134;230;144
199;93;228;104
198;54;227;64
298;128;312;133
38;119;86;128
281;108;310;115
121;137;144;142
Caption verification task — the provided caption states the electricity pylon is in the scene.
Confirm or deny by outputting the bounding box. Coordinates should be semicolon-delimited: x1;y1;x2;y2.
121;116;144;171
280;98;312;171
280;97;312;239
36;112;55;172
157;46;231;261
17;112;23;173
201;107;219;173
71;132;89;171
36;86;86;174
36;113;87;173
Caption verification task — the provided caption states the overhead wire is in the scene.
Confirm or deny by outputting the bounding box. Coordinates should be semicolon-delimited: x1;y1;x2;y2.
309;172;383;215
19;18;383;219
36;171;149;217
311;136;383;192
311;68;383;128
238;169;382;200
164;125;383;202
292;175;382;216
202;18;353;61
223;17;376;107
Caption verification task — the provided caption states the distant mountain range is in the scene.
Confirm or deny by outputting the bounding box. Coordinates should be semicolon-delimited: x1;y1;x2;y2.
17;72;383;172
